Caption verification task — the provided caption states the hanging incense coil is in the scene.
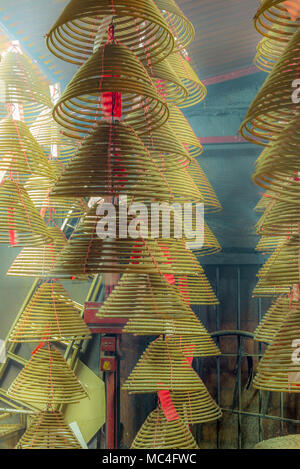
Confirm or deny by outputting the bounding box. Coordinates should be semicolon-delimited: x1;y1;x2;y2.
148;58;189;105
174;274;219;306
154;0;195;50
8;281;91;343
7;227;67;277
253;304;300;392
117;202;220;257
170;390;222;424
252;113;300;180
168;106;203;157
252;117;300;201
46;0;174;66
167;52;207;108
139;121;191;169
252;277;290;297
254;295;293;343
16;411;82;449
255;235;286;252
240;28;300;145
0;180;52;246
185;221;222;256
254;177;300;206
50;121;178;201
186;159;222;213
131;164;204;203
254;192;275;212
97;272;214;336
256;245;283;278
254;36;285;73
0;119;54;182
254;0;300;42
124;312;208;336
122;335;205;393
97;272;197;319
0;51;52;124
260;234;300;286
256;199;300;237
7;344;88;405
53;43;169;139
169;332;221;357
51;204;204;276
171;334;220;357
25;162;88;220
30;113;79;163
157;238;205;276
131;406;198;449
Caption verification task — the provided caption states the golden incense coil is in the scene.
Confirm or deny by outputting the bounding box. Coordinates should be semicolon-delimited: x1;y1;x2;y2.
256;199;300;236
30;113;79;163
131;406;198;449
187;221;222;256
149;58;189;105
0;51;52;124
53;43;169;139
124;314;209;337
174;274;219;306
25;174;88;221
167;52;207;108
254;36;285;73
8;281;91;343
154;0;195;50
126;123;194;168
7;227;67;277
253;113;300;179
256;244;283;278
254;295;294;343
254;192;275;212
50;203;203;276
97;272;197;319
122;335;205;393
252;278;290;297
139;121;191;169
253;303;300;392
168;105;203;157
255;235;286;252
16;411;82;449
7;344;89;405
170;334;220;357
254;0;300;42
240;28;300;145
0;118;54;182
186;159;222;213
261;234;300;286
46;0;174;66
50;121;180;201
0;180;52;246
97;272;215;336
170;389;222;424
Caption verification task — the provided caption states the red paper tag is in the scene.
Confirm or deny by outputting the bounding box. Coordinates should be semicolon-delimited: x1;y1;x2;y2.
102;91;122;119
8;208;16;246
158;388;179;422
164;273;176;285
